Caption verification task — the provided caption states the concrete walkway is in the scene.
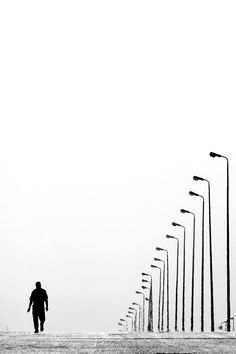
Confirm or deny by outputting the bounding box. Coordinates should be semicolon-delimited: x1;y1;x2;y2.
1;332;236;353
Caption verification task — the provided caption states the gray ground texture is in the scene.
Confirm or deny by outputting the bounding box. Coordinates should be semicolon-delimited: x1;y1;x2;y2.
1;332;236;354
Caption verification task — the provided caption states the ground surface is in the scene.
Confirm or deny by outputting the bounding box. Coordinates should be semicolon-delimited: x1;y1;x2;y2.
0;332;236;354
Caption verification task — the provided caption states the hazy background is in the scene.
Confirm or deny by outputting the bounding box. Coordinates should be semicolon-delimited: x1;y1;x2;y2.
0;1;236;332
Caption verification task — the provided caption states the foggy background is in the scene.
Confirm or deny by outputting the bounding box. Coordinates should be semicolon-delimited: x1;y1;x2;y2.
0;1;236;332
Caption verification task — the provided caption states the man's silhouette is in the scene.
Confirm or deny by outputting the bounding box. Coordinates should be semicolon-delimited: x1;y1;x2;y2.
27;281;48;333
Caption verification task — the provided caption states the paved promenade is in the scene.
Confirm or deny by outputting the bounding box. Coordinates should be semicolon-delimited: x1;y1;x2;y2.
1;332;236;353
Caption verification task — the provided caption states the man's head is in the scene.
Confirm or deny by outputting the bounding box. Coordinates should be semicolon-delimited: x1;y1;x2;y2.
35;281;41;289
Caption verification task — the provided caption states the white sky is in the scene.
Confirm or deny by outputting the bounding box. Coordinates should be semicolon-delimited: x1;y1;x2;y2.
0;1;236;332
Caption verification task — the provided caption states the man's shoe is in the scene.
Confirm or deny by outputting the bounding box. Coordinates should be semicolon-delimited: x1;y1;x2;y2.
34;330;39;333
40;323;44;332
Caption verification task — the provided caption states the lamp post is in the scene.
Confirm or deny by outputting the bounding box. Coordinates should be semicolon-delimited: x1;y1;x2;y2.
156;247;169;332
126;314;134;332
172;222;186;332
142;273;154;332
129;307;138;331
193;175;215;332
189;190;205;332
132;302;141;331
180;208;196;332
120;318;128;331
154;258;165;331
166;234;179;331
128;311;136;331
210;151;231;332
136;291;145;331
118;322;125;331
151;264;162;332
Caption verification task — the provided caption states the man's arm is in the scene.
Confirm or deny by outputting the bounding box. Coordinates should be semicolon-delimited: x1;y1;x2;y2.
27;297;33;312
45;291;48;311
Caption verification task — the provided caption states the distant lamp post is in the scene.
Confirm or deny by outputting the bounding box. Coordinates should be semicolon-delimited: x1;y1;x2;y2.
166;234;179;331
172;222;186;332
118;322;125;331
156;247;169;332
129;307;138;331
120;318;128;331
210;152;231;332
189;190;205;332
132;302;141;331
136;291;145;331
142;273;154;332
151;264;162;332
126;314;134;332
180;208;196;332
193;175;215;332
154;257;165;331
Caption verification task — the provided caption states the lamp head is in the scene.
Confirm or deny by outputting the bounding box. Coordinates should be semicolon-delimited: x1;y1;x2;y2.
142;279;148;282
141;272;148;276
141;285;148;290
150;264;157;268
145;298;150;301
180;209;189;214
135;291;141;295
166;234;174;239
193;175;204;181
210;152;222;158
189;191;199;197
156;246;164;251
154;257;161;261
172;222;181;227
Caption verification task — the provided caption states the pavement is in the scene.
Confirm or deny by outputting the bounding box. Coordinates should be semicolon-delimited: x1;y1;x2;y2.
1;332;236;354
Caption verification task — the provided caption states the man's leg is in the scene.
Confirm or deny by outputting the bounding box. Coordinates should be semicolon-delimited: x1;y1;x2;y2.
39;310;45;332
32;311;39;333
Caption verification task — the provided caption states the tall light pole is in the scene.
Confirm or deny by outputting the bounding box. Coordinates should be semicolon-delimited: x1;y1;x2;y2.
172;222;186;332
142;273;154;332
132;302;141;331
120;318;128;331
154;258;165;331
136;291;145;331
118;322;125;331
151;264;162;332
189;190;205;332
129;307;138;331
210;151;231;331
166;234;179;331
193;175;215;332
126;314;134;332
180;208;196;332
156;247;169;332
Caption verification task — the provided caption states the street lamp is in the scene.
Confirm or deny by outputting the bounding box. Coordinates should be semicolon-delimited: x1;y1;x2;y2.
136;291;145;331
166;234;179;331
180;208;196;332
118;322;125;331
132;302;141;332
126;314;134;332
156;247;169;332
193;175;215;332
189;190;205;332
154;257;165;331
142;273;154;332
128;307;137;331
172;222;186;332
151;264;162;332
210;151;231;332
120;318;128;331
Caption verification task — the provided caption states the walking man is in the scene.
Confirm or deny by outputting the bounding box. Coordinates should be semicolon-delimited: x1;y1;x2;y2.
27;281;48;333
